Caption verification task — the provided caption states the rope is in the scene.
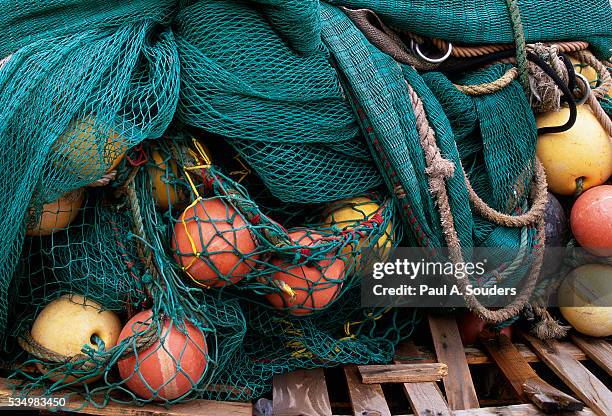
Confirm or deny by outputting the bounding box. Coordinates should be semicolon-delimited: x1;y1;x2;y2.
432;39;588;59
87;170;117;187
454;67;518;95
431;40;512;58
17;321;159;371
504;0;530;95
569;51;612;136
571;50;612;99
463;161;548;228
407;82;545;323
586;91;612;137
125;171;159;281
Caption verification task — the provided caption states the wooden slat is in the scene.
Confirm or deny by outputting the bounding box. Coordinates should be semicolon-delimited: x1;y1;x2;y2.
394;342;451;416
453;403;597;415
397;342;587;365
571;335;612;376
0;377;251;416
522;333;612;416
344;365;391;416
358;363;448;384
402;381;451;416
480;334;583;412
428;315;479;410
273;368;332;416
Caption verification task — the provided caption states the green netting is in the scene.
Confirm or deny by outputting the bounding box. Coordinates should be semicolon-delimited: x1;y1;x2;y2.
6;136;413;405
325;0;612;59
0;0;609;409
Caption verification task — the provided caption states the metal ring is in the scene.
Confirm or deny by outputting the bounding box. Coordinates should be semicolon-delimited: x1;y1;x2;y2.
413;41;453;64
573;72;591;106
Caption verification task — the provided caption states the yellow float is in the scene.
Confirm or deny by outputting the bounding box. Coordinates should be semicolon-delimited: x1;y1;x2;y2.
536;105;612;195
26;188;84;236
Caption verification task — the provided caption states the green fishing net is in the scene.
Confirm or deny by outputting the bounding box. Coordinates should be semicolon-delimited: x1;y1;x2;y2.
0;0;609;408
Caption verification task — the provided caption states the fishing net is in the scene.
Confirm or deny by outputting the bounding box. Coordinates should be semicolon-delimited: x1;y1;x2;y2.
6;135;411;405
0;0;610;409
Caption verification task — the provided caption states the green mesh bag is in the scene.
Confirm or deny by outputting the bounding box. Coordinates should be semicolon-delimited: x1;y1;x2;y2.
6;136;415;405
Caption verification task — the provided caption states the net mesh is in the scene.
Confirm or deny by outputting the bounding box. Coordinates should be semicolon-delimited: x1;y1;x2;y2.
0;0;609;408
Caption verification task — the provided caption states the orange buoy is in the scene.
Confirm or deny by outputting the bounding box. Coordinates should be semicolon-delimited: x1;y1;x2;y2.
266;231;345;316
571;185;612;256
172;198;259;287
117;310;208;401
52;117;129;178
26;188;84;236
456;311;512;345
149;149;184;211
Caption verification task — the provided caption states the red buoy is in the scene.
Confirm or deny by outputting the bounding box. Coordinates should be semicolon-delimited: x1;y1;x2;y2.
571;185;612;256
117;310;208;401
266;231;345;315
456;311;512;345
173;198;259;287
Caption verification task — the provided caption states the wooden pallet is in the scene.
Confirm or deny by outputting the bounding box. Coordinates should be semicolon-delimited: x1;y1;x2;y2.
1;313;610;415
272;314;612;416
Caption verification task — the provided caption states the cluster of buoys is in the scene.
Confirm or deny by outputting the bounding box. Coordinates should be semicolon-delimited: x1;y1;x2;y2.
26;116;130;237
29;294;208;401
171;193;391;315
535;60;612;338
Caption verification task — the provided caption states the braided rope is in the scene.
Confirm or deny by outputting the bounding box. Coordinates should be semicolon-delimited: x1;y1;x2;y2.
125;172;159;281
464;161;548;228
407;82;545;323
432;39;588;59
571;50;612;99
87;170;117;187
505;0;530;95
18;320;159;371
455;67;518;95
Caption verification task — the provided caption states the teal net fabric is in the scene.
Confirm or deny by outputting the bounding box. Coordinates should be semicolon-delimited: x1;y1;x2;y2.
326;0;612;59
174;0;381;202
319;3;540;278
0;0;609;406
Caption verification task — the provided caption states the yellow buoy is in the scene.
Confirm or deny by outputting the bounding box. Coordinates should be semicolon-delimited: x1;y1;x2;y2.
52;117;128;179
26;188;85;236
570;57;598;85
558;264;612;337
323;196;393;269
149;150;184;211
536;105;612;195
31;294;121;383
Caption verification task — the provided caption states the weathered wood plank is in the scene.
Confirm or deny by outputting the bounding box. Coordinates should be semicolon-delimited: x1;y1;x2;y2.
396;341;587;365
394;342;451;416
358;363;448;384
571;335;612;376
480;334;583;412
273;368;332;416
522;333;612;416
453;403;597;415
428;315;479;410
344;365;390;416
402;381;451;416
0;377;251;416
